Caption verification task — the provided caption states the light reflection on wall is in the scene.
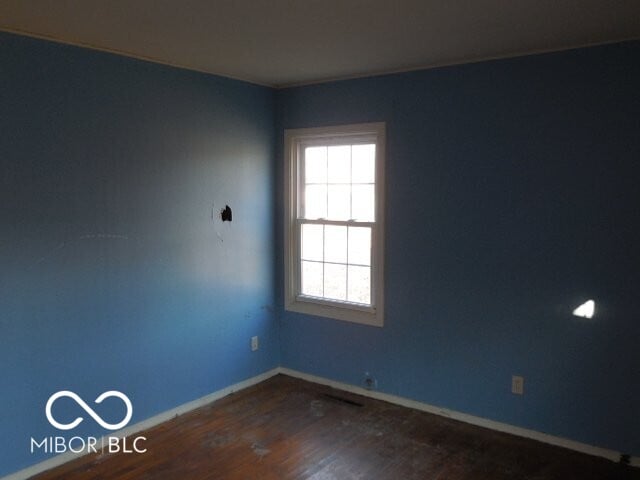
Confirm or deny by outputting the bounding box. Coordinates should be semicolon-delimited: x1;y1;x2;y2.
572;300;595;319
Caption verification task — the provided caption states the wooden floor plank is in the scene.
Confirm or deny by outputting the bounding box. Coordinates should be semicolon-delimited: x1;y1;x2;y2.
31;374;639;480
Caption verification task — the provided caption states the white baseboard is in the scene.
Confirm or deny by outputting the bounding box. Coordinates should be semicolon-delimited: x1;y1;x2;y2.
2;368;280;480
279;367;640;468
4;365;637;479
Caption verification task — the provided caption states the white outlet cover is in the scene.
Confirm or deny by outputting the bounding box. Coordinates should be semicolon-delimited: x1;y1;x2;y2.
251;336;259;351
511;375;524;395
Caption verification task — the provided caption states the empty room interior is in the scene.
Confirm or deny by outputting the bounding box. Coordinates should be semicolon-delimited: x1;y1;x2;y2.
1;1;639;479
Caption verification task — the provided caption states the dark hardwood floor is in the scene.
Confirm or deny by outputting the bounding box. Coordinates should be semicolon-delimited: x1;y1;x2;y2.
32;374;638;479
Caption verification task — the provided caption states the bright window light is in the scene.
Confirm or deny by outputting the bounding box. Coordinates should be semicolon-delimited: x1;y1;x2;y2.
572;300;595;319
284;123;385;327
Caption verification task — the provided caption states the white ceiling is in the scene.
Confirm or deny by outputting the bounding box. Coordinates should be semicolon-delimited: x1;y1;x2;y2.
1;1;639;87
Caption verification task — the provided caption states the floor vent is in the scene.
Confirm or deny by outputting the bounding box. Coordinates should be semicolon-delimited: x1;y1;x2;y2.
322;393;363;407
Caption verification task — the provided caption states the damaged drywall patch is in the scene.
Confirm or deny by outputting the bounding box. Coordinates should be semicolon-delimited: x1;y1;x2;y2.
210;201;232;242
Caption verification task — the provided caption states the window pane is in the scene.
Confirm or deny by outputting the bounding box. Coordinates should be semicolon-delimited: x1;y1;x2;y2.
351;184;374;221
324;225;347;264
301;261;323;297
348;226;371;266
305;146;327;184
327;185;350;220
301;224;323;261
352;144;375;183
304;184;327;219
348;266;371;304
324;263;347;301
327;145;351;183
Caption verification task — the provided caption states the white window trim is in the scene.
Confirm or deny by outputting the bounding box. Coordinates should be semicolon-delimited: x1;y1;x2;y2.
284;122;385;327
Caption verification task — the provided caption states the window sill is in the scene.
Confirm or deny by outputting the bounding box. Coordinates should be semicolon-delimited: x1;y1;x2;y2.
285;296;384;327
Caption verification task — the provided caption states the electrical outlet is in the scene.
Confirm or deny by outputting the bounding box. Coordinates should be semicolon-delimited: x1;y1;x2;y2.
511;375;524;395
251;336;259;351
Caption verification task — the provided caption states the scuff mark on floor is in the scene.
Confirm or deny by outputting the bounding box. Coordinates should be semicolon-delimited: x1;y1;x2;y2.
251;442;270;458
310;399;325;417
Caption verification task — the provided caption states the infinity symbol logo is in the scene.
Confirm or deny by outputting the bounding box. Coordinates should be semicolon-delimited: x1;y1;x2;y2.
46;391;133;431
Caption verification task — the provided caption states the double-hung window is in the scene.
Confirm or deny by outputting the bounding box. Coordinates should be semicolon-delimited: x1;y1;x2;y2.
284;123;385;327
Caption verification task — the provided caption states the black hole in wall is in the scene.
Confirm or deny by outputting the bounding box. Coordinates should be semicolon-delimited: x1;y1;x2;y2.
221;205;232;222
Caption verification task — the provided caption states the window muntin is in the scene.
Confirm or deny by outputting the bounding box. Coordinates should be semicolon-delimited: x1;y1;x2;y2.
285;123;385;327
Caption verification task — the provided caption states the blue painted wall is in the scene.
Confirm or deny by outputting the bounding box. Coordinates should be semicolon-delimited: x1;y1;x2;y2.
2;30;638;476
277;42;640;455
0;32;278;475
